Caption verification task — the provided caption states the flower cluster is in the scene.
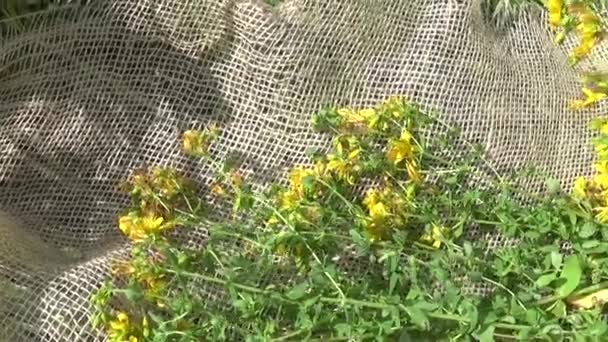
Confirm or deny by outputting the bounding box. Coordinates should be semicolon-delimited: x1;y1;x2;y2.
181;123;220;158
546;1;607;109
268;97;442;247
572;119;608;222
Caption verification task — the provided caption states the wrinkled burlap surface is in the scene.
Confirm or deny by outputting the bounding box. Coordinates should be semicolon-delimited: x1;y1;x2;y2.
0;0;606;340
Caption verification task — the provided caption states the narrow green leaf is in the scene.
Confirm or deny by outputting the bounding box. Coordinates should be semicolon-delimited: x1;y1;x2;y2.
389;273;399;295
557;255;582;297
582;240;600;249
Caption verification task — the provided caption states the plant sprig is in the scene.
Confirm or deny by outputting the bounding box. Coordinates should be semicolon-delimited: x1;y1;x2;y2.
90;96;608;342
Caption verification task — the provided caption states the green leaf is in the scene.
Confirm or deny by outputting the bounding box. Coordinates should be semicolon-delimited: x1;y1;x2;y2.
551;251;562;271
405;306;429;330
582;240;600;249
445;176;458;185
469;271;483;282
464;241;473;256
349;229;369;252
302;175;316;194
286;282;308;300
545;178;561;193
413;301;438;311
557;255;582;297
473;324;495;342
536;273;557;288
579;222;597;239
549;300;567;318
389;273;399;295
398;330;413;342
334;323;351;337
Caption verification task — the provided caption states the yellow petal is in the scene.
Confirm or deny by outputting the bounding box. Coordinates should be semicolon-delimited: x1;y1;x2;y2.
348;149;361;160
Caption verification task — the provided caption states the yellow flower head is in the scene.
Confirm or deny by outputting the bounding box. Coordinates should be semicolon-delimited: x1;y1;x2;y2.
600;122;608;136
593;173;608;189
151;167;180;197
387;130;417;166
369;202;389;221
327;155;355;185
210;183;226;197
570;87;606;109
572;176;588;199
118;212;165;242
573;38;597;60
337;107;378;126
279;190;299;210
420;224;446;249
109;311;130;337
111;261;136;276
363;189;389;221
182;129;207;156
547;0;563;27
406;160;421;183
289;166;315;197
181;125;219;157
595;206;608;223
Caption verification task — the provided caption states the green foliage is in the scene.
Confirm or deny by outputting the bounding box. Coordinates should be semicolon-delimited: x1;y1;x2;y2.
91;97;608;341
482;0;543;29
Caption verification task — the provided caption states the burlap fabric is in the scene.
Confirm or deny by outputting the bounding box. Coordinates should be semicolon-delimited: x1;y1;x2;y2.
0;0;605;340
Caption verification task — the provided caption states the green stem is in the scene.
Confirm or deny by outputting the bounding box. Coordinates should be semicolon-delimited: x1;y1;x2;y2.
272;328;309;341
171;270;533;333
536;281;608;306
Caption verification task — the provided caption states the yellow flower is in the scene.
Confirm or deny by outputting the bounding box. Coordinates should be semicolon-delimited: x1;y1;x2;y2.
182;129;207;156
420;224;446;249
119;215;145;242
230;171;243;188
279;190;299;210
570;87;606;109
326;154;357;185
118;212;165;242
109;311;130;337
210;183;226;197
369;202;389;221
151;167;180;197
337;107;377;124
573;38;597;59
129;337;138;342
111;261;136;276
289;166;315;197
595;206;608;223
359;108;377;120
547;0;563;27
364;221;389;242
573;176;588;199
387;130;416;165
406;160;421;183
363;189;389;221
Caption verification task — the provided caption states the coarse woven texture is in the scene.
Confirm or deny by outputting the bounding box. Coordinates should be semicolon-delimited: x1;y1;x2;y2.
0;0;607;340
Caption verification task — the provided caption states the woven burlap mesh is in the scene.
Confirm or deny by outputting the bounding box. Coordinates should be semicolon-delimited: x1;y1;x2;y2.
1;0;607;340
